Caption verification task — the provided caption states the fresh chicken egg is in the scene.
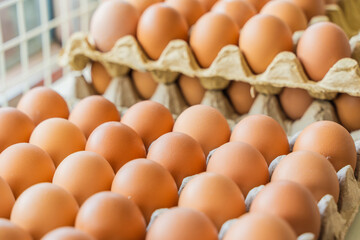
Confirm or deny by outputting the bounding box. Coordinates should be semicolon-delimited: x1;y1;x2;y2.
166;0;206;27
334;94;360;132
41;227;95;240
0;219;32;240
279;88;313;120
0;176;15;218
91;62;112;94
126;0;164;14
132;70;158;100
198;0;218;11
245;0;270;12
226;81;256;115
178;75;205;106
290;0;325;20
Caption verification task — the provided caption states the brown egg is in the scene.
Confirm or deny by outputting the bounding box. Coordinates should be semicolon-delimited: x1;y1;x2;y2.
178;172;246;230
240;14;293;74
0;219;32;240
293;120;356;171
69;96;120;138
178;75;205;106
250;181;321;238
245;0;270;11
260;0;308;33
91;62;112;94
223;212;297;240
334;94;360;132
211;0;256;29
173;105;230;156
198;0;218;11
207;141;269;196
53;151;114;205
29;118;86;167
0;143;55;198
111;158;178;223
279;88;313;120
0;107;34;153
0;176;15;218
75;192;146;240
126;0;163;14
137;3;188;60
11;183;79;240
41;227;95;240
226;81;255;114
290;0;325;20
147;132;206;187
17;87;69;125
190;12;239;68
90;0;139;52
86;122;146;172
272;150;339;202
166;0;206;26
297;22;351;82
230;115;289;165
146;207;218;240
132;70;158;100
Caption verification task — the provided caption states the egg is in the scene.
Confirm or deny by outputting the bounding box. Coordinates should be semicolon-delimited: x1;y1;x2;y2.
198;0;218;11
279;88;313;120
0;143;55;198
0;176;15;218
207;141;269;196
147;132;206;187
69;96;120;138
239;14;293;74
190;12;239;68
111;159;178;223
173;105;230;156
178;75;205;106
297;22;351;82
85;122;146;172
41;227;95;240
90;0;139;52
53;151;114;205
211;0;256;29
146;207;218;240
0;219;32;240
230;115;289;165
178;172;246;230
17;87;69;125
132;70;158;100
0;107;34;153
290;0;325;20
91;62;112;94
75;192;146;240
260;0;308;33
29;118;86;167
223;213;297;240
121;101;174;149
137;3;188;60
334;94;360;132
293;120;356;171
166;0;206;26
272;150;340;202
226;81;255;114
11;183;79;240
126;0;163;14
245;0;270;11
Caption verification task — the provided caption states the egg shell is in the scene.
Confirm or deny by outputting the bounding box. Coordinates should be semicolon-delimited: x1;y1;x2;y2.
0;218;32;240
198;0;218;11
132;70;158;100
178;75;205;106
90;62;112;94
290;0;325;20
245;0;270;11
166;0;206;26
279;88;313;120
41;227;95;240
126;0;164;14
226;81;255;115
0;176;15;218
334;94;360;132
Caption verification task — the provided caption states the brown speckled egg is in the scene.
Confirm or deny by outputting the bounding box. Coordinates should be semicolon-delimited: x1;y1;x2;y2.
226;81;255;115
91;62;112;94
41;227;95;240
166;0;206;26
0;107;34;153
279;88;313;120
293;120;356;171
0;176;15;218
126;0;163;14
111;158;178;223
198;0;218;11
207;141;269;196
11;183;79;240
290;0;325;20
223;213;297;240
90;0;139;52
132;70;158;100
29;118;86;167
173;105;230;156
53;151;115;205
334;94;360;132
178;172;246;230
86;122;146;172
190;12;239;68
137;3;188;60
240;14;293;74
250;181;321;238
230;115;289;165
297;22;351;82
0;143;55;198
178;75;205;106
146;207;218;240
211;0;256;29
75;192;146;240
17;87;69;126
69;96;120;138
0;219;32;240
245;0;270;11
147;132;206;187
